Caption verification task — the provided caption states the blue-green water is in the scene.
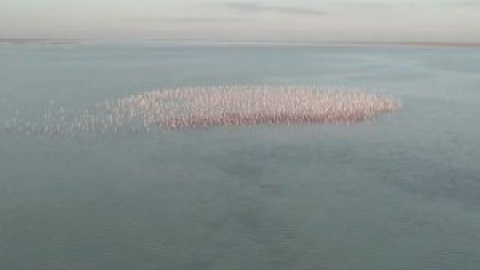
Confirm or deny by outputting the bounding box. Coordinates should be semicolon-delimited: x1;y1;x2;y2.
1;43;480;269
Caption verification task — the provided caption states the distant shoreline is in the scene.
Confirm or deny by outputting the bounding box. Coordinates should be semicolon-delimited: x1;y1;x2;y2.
1;39;479;48
334;42;480;48
0;39;79;45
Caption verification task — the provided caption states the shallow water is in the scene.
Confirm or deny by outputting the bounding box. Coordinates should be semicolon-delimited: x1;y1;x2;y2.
1;43;480;269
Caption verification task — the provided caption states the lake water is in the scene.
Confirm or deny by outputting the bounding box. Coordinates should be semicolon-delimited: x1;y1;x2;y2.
1;43;480;269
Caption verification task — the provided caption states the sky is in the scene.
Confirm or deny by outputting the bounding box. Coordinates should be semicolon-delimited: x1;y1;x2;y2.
1;0;480;42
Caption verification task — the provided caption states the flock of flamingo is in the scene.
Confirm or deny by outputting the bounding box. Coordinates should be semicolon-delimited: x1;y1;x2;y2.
3;85;402;135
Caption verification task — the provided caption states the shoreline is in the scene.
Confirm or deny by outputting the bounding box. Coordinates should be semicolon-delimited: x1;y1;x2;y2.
334;42;480;48
0;39;79;45
1;39;479;48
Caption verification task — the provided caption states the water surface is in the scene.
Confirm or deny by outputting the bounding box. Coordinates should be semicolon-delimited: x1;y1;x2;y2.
1;43;480;269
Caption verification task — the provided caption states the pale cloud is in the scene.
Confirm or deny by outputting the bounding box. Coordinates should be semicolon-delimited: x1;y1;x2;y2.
335;1;480;9
459;1;480;7
335;2;392;8
209;2;328;16
132;17;247;23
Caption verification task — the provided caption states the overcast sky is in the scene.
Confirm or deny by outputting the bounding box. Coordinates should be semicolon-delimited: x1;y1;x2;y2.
1;0;479;42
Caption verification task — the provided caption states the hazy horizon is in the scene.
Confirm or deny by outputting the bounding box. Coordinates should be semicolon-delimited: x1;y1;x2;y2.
2;0;480;43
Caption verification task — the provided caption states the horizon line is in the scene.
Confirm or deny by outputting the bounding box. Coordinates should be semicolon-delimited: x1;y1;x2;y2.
1;38;480;48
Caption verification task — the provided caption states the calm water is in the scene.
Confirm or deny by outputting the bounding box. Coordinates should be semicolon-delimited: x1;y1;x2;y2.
1;43;480;269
